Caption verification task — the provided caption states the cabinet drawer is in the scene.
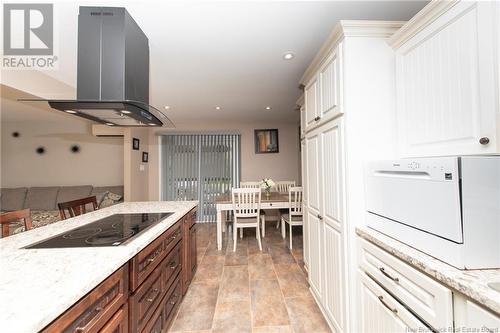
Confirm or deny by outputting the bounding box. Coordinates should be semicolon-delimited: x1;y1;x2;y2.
140;301;165;333
130;221;182;291
129;265;164;333
164;277;182;331
162;241;182;291
43;265;128;333
164;222;182;254
100;304;128;333
141;276;182;333
358;238;453;330
359;270;430;332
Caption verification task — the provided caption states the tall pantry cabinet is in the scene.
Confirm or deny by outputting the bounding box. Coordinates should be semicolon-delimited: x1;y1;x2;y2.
299;21;404;332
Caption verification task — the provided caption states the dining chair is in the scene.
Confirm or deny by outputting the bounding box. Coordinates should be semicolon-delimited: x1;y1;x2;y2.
281;186;303;250
275;181;296;228
0;209;33;238
240;181;261;189
58;196;98;220
238;181;266;238
275;181;296;193
231;188;264;252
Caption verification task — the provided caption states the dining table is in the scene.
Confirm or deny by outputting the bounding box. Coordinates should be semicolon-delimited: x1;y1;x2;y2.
215;191;290;250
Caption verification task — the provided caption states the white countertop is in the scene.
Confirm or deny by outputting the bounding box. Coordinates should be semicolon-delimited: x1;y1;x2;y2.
356;226;500;315
0;201;198;333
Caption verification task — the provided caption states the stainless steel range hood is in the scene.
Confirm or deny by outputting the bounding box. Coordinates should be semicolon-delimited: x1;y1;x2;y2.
24;7;173;127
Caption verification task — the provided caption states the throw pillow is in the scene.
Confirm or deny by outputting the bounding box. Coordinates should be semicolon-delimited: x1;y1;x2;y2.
99;192;123;208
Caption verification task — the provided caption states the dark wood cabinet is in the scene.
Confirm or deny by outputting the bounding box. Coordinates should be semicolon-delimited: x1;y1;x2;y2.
42;206;197;333
190;223;197;278
42;265;128;333
181;208;197;295
100;304;128;333
129;221;181;292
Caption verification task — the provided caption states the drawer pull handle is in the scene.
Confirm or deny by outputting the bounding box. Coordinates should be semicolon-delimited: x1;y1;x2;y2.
379;267;399;282
314;116;320;121
146;288;160;302
75;306;103;331
378;296;398;314
317;214;323;220
170;293;179;305
169;261;178;270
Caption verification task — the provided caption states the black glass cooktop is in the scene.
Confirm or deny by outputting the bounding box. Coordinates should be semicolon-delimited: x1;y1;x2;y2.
26;213;173;249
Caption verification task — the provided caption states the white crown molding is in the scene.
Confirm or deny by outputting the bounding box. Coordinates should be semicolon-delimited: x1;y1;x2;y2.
300;20;405;85
296;93;305;107
388;0;460;49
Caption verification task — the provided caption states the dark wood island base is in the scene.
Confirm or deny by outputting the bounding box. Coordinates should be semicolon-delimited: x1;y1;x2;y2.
42;207;198;333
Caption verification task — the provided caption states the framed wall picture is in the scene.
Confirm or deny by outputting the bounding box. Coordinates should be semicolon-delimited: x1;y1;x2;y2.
132;138;140;150
142;152;149;163
254;129;279;154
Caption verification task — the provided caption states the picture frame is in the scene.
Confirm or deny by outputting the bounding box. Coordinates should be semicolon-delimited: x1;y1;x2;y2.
132;138;140;150
142;152;149;163
254;129;279;154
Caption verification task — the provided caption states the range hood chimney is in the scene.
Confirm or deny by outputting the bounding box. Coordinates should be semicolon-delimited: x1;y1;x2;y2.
25;7;173;127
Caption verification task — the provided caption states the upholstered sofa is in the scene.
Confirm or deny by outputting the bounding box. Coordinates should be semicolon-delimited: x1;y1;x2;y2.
0;185;124;235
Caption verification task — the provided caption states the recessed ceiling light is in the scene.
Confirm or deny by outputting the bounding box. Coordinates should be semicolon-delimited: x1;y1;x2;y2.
215;106;221;110
282;52;295;60
65;110;77;114
105;123;114;126
265;106;272;110
164;106;170;110
121;110;131;114
148;123;156;126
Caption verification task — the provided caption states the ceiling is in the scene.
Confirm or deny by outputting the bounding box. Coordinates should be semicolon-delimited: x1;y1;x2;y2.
1;0;427;125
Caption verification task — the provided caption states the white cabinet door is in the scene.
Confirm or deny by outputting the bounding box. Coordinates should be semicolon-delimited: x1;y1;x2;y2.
323;223;344;331
308;211;323;299
320;117;345;331
306;132;321;215
305;131;322;298
301;139;309;269
305;77;319;132
454;294;500;332
396;1;499;156
359;272;429;333
464;301;500;331
319;45;342;122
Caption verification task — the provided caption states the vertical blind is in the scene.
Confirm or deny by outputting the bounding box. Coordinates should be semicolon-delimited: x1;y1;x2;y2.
161;134;241;222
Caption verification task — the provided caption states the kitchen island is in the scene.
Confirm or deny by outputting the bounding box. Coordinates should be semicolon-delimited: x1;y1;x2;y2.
0;201;197;333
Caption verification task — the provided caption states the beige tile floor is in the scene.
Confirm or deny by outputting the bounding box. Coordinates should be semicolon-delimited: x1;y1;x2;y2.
169;222;331;333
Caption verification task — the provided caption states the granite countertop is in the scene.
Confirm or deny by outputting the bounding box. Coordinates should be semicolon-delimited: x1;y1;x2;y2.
0;201;198;333
356;226;500;315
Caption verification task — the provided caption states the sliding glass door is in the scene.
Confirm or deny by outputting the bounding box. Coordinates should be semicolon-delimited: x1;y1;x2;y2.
161;134;241;222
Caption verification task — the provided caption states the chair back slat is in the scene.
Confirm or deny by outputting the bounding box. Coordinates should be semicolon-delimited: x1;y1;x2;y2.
289;186;303;217
240;181;261;189
232;188;261;218
276;181;296;193
58;196;98;220
0;209;33;238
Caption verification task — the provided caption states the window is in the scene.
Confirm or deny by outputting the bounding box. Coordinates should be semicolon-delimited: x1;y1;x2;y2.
161;134;241;222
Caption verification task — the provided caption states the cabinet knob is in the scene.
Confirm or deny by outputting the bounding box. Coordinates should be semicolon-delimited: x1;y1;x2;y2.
479;137;490;145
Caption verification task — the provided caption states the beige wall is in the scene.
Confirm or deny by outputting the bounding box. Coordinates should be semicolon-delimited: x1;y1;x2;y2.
124;128;150;201
0;120;123;188
147;121;300;201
